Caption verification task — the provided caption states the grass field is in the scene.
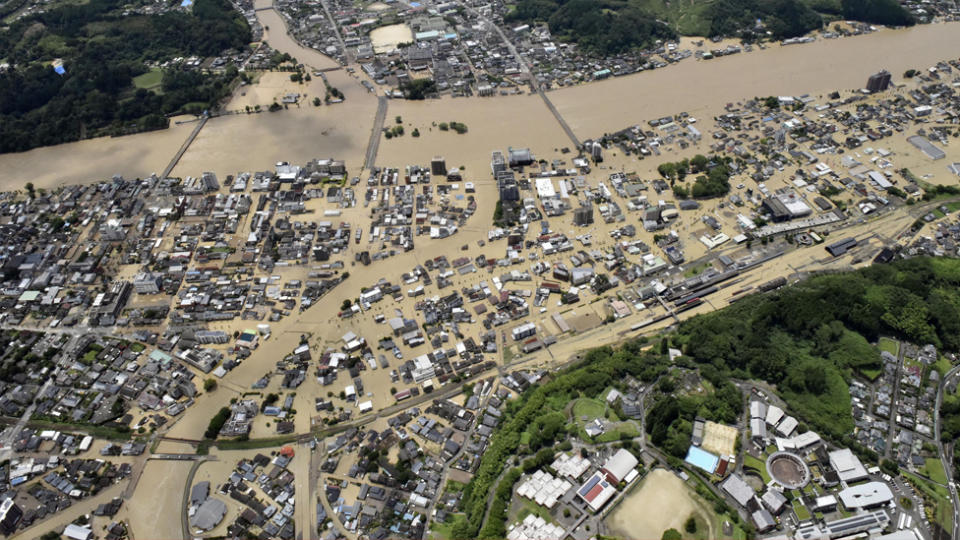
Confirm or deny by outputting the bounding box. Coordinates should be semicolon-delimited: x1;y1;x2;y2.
742;454;771;484
878;337;900;356
860;366;883;381
572;398;606;420
133;68;164;93
933;354;953;378
793;500;811;520
593;423;640;443
429;516;458;539
513;497;554;525
905;471;955;534
923;458;949;486
633;0;713;35
945;202;960;213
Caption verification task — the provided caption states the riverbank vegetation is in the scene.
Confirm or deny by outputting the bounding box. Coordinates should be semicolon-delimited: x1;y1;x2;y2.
0;0;250;153
505;0;913;50
505;0;677;55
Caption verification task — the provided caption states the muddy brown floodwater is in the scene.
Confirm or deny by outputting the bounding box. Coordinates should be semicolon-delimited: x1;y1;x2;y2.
550;22;960;137
0;6;956;191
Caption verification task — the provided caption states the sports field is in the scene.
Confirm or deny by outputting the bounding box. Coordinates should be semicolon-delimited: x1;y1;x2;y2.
606;468;714;539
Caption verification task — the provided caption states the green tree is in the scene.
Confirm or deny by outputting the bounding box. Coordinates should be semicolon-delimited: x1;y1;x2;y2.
658;162;677;179
690;154;708;173
400;79;436;100
662;528;682;540
204;378;217;392
685;516;697;534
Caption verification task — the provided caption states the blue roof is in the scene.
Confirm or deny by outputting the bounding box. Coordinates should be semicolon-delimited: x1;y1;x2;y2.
54;65;66;75
181;0;193;6
685;445;720;474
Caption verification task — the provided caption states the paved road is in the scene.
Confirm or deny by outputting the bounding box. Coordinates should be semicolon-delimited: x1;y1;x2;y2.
0;336;72;461
10;481;127;540
180;456;217;539
935;364;960;540
453;0;580;148
318;0;349;64
364;96;388;170
884;343;907;460
0;371;56;461
161;115;208;179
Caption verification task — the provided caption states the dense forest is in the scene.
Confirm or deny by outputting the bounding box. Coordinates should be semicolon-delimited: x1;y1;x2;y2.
840;0;916;25
504;0;677;55
677;257;960;439
0;0;251;153
706;0;824;40
505;0;914;48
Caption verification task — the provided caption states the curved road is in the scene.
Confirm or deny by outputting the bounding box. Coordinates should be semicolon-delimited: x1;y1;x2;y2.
935;363;960;540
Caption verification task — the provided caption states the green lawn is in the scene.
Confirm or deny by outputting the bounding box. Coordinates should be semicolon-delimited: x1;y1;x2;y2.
933;354;953;378
572;398;606;420
594;423;640;443
923;458;949;485
633;0;713;35
793;500;811;521
429;516;460;539
878;337;900;356
905;471;955;534
859;367;882;381
133;68;164;92
742;454;771;484
513;498;553;525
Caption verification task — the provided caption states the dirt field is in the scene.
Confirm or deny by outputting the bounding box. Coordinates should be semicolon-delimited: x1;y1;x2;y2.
702;421;738;457
606;468;713;539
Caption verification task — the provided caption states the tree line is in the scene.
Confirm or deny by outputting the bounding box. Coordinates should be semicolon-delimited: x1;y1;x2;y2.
0;0;251;153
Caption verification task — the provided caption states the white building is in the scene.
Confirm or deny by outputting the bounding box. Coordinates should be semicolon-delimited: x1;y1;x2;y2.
829;448;869;483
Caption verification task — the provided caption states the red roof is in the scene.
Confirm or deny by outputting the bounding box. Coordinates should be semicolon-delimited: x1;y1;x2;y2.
585;483;605;502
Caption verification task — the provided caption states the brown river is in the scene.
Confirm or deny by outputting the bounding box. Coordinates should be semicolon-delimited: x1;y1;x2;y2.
0;6;957;190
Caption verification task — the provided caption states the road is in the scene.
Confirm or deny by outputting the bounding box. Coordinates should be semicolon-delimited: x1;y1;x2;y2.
180;456;217;539
293;440;319;540
3;173;956;540
884;343;907;460
161;115;208;179
0;370;56;462
453;0;580;148
318;0;349;64
364;96;388;170
0;335;72;461
934;363;960;540
9;481;127;540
